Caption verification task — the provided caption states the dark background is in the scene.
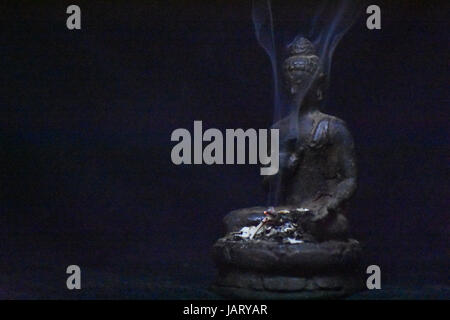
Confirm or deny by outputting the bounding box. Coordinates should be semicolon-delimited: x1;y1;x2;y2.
0;0;448;298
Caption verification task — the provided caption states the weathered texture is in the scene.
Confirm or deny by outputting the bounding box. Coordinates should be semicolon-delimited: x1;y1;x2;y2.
211;272;363;300
211;240;364;299
213;239;362;273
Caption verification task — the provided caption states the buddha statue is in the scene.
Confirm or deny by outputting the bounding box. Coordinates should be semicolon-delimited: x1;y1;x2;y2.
212;37;363;299
224;37;357;241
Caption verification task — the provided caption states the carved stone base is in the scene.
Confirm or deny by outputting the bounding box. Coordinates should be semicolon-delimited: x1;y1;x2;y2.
211;238;364;299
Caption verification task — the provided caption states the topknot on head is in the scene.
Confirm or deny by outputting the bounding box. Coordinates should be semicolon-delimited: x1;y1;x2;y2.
286;36;316;57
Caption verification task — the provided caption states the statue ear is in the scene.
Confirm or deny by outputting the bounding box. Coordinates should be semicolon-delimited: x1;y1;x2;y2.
315;72;327;100
317;88;323;101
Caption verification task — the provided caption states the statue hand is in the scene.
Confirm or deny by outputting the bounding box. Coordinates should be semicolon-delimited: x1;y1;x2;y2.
287;145;304;171
312;206;328;222
327;198;339;211
311;198;339;222
287;153;299;170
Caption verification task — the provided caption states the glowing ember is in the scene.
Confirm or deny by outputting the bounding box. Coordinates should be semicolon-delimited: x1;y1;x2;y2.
228;207;311;243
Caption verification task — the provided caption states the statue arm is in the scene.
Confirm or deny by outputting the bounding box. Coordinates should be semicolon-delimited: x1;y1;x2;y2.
313;119;357;221
329;119;357;210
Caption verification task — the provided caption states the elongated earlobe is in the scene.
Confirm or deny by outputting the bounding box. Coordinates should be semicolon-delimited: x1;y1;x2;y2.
317;89;323;100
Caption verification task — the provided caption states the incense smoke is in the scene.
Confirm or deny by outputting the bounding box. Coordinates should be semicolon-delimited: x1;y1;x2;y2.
252;0;363;205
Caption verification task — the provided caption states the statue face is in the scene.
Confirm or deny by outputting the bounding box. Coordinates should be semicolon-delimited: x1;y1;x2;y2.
283;55;320;96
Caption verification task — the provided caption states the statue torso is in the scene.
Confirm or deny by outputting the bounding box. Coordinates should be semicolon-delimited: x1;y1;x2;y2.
274;111;343;209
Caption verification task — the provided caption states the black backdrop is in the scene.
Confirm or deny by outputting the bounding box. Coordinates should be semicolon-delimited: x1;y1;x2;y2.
0;1;448;298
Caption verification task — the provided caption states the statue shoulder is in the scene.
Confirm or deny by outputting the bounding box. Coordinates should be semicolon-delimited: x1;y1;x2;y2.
327;116;355;147
311;113;354;147
310;113;336;146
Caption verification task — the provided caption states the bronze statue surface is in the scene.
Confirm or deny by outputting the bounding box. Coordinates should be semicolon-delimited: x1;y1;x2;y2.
212;37;363;299
226;37;357;241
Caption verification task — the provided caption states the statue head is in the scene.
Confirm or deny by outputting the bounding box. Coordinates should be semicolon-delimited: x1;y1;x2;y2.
283;37;325;102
